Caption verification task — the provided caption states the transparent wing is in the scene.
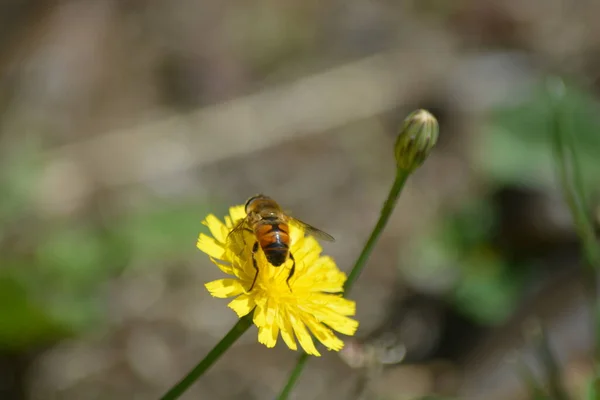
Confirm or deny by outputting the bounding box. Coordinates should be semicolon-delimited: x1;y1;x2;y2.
289;217;335;242
226;217;250;255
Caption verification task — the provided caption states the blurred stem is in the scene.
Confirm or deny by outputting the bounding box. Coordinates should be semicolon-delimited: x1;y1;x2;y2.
344;168;410;292
517;359;551;400
548;78;600;364
275;168;411;400
160;313;253;400
536;323;570;400
276;351;310;400
549;82;600;273
585;370;600;400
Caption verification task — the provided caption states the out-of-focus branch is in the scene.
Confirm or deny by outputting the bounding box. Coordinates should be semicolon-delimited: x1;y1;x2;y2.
44;47;458;190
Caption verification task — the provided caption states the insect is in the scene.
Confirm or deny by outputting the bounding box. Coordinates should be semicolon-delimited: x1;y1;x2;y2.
226;194;335;292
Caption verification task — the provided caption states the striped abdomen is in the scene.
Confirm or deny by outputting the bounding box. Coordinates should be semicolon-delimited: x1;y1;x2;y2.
255;222;290;266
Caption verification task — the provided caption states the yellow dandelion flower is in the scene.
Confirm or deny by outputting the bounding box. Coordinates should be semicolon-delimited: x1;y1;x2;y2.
197;204;359;356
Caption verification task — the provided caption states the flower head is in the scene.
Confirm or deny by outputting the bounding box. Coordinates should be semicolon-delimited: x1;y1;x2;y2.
197;205;359;356
394;109;439;172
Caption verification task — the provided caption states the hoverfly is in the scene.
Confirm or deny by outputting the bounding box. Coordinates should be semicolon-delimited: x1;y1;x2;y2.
226;194;335;292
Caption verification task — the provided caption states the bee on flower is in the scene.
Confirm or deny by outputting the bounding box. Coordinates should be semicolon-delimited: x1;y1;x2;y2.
197;195;359;356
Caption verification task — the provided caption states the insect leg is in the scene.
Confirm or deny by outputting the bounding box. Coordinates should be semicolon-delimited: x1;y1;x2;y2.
248;241;260;292
285;252;296;292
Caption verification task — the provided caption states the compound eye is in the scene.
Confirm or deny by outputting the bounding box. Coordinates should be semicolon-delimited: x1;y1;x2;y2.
245;194;261;212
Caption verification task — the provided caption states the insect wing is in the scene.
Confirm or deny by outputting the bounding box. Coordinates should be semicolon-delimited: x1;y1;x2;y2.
226;218;250;256
290;217;335;242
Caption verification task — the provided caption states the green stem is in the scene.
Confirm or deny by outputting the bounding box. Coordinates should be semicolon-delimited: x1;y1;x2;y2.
344;169;410;292
548;77;600;370
160;313;253;400
536;323;569;400
550;94;600;272
275;168;411;400
517;359;551;400
276;352;310;399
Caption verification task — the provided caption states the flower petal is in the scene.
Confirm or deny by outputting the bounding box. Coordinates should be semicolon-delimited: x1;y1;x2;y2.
197;234;225;259
208;257;234;275
228;293;256;317
229;205;246;223
289;312;320;356
205;279;244;298
312;309;359;336
258;323;279;348
198;203;359;356
278;308;298;351
302;314;344;351
288;222;306;244
252;294;268;326
202;214;229;243
294;256;344;290
320;295;357;316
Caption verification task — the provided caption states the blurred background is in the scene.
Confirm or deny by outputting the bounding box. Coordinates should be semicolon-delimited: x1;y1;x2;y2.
1;1;600;399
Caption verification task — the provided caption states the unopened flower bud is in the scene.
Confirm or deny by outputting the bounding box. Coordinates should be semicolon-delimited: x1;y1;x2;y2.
394;109;438;172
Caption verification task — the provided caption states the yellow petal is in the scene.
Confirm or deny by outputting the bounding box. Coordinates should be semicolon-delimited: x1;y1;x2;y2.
303;314;344;351
227;294;256;317
293;267;345;293
229;205;246;222
252;294;269;326
205;279;244;298
202;214;229;243
208;257;234;275
288;223;303;242
327;297;357;316
257;323;279;348
303;256;338;275
231;255;256;282
302;295;358;335
289;312;320;356
197;234;225;259
310;294;356;316
299;249;320;271
278;308;298;351
313;310;358;336
198;204;359;356
289;234;305;255
304;280;344;293
254;296;278;327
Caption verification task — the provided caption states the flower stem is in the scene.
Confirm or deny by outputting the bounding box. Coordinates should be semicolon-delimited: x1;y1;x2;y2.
275;168;411;400
549;80;600;273
344;168;410;292
276;351;310;399
160;313;253;400
536;323;569;400
547;77;600;369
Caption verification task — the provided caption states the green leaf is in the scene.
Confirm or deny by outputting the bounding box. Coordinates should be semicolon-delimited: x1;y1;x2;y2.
0;275;69;349
0;136;44;222
478;81;600;192
452;252;523;324
585;373;600;400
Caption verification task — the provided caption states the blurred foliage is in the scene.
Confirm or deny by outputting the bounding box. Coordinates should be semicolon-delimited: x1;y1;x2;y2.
0;136;43;227
0;274;69;349
112;200;218;265
402;198;529;325
585;375;600;400
479;80;600;193
417;396;459;400
0;138;217;349
401;80;600;330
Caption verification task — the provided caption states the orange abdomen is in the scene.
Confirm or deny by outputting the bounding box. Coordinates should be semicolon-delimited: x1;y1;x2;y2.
255;222;290;266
